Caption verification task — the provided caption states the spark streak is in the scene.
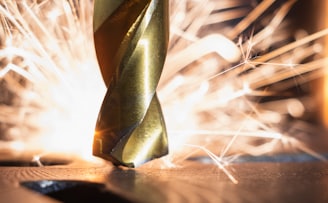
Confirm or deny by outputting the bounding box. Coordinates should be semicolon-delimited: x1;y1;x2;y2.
0;0;327;182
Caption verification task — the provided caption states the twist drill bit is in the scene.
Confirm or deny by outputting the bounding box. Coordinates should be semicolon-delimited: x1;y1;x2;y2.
92;0;169;167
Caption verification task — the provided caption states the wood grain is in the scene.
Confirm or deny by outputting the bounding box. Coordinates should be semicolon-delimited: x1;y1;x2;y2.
0;153;328;203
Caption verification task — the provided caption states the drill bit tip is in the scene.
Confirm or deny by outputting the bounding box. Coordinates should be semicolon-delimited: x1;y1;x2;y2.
93;93;169;168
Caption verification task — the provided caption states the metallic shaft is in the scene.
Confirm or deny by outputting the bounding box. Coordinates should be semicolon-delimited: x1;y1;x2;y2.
92;0;169;167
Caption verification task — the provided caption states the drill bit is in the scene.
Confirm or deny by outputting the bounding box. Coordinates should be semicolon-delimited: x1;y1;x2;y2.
92;0;169;167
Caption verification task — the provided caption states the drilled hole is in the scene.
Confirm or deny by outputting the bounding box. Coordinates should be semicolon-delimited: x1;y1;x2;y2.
21;180;133;203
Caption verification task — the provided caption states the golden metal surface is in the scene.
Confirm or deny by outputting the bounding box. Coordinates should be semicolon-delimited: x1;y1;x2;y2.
93;0;169;167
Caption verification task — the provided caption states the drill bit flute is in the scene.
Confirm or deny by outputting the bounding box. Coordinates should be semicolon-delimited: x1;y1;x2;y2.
92;0;169;167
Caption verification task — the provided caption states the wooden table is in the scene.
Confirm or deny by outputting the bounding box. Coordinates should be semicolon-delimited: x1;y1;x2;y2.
0;153;327;203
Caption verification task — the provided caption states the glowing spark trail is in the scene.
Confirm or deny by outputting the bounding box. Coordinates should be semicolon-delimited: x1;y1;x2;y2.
0;0;327;179
0;0;105;160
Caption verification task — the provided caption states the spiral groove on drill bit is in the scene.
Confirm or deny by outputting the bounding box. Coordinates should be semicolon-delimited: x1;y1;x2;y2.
93;0;169;167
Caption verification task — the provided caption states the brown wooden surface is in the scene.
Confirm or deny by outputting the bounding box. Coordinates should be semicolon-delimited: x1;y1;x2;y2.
0;153;328;203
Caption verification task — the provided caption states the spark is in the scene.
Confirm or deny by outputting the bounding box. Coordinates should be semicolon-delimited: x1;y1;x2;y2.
0;0;326;184
32;154;43;167
0;0;105;160
185;144;238;184
160;0;328;169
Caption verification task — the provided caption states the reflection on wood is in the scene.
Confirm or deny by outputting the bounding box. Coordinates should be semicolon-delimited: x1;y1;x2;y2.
0;154;327;203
